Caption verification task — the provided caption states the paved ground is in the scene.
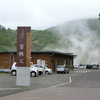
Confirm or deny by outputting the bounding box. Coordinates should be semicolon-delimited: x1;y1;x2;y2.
1;87;100;100
0;72;72;97
0;70;87;97
0;70;100;100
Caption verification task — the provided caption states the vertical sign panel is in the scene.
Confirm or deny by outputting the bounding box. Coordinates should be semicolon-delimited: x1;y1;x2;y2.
17;27;31;67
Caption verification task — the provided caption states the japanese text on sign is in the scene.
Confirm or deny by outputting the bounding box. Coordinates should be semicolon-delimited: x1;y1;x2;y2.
17;27;31;67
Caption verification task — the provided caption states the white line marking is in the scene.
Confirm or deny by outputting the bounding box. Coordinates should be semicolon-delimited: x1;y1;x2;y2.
74;70;91;73
52;77;72;87
69;76;72;83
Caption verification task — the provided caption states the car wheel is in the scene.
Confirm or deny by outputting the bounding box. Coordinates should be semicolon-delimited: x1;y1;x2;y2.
11;70;16;76
64;71;67;74
67;71;69;73
39;72;43;75
49;73;52;75
45;71;49;74
30;71;36;77
57;71;59;74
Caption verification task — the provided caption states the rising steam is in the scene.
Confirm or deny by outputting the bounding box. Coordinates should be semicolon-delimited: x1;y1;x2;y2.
43;19;100;65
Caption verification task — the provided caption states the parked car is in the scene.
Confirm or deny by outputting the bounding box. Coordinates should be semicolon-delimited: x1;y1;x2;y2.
56;65;70;74
44;66;52;75
33;64;46;75
33;64;52;75
11;62;39;77
78;64;86;69
98;64;100;69
91;64;99;69
86;64;92;69
74;65;79;69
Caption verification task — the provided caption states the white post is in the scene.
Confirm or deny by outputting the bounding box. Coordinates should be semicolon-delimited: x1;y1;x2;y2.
16;67;30;86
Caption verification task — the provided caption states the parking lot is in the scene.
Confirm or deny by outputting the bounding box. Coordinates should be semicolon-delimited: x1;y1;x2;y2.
0;72;72;97
0;69;93;97
0;69;100;100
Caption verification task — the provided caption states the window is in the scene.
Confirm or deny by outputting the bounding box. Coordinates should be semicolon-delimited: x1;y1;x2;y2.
70;60;73;66
57;60;64;65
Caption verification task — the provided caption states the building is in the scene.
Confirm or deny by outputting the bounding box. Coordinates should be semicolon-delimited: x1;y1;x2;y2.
0;51;76;72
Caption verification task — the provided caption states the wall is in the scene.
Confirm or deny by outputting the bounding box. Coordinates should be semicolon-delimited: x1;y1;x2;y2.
0;53;10;69
31;53;50;67
0;52;74;71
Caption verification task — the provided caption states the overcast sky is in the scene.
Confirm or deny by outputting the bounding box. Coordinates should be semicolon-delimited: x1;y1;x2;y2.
0;0;100;30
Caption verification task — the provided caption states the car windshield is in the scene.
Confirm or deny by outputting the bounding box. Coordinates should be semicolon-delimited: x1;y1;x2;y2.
57;65;66;68
34;64;39;67
44;66;47;68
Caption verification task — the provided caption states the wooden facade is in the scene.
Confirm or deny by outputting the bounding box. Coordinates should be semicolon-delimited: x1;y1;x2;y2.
0;51;76;72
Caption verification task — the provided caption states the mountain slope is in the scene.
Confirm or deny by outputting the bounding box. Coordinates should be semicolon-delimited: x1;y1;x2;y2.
0;18;100;64
44;18;100;64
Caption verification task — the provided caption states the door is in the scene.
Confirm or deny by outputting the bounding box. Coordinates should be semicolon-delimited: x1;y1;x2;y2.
10;54;14;69
51;60;56;72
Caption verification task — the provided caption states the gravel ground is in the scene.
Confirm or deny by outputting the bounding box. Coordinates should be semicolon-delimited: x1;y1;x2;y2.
0;72;70;97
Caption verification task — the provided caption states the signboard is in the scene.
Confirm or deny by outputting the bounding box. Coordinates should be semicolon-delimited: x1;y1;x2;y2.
17;27;31;67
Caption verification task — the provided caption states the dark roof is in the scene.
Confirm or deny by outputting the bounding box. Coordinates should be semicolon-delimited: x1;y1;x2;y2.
31;51;76;57
0;51;77;57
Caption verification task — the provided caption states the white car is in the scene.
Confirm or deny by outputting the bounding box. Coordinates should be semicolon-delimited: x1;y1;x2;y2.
44;66;52;75
74;65;79;69
33;64;52;75
56;65;70;74
78;64;86;69
11;62;39;77
33;64;46;75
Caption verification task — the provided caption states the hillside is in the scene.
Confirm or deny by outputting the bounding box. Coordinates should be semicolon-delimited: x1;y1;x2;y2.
46;19;100;64
0;26;58;51
47;19;100;34
0;18;100;64
0;25;17;51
